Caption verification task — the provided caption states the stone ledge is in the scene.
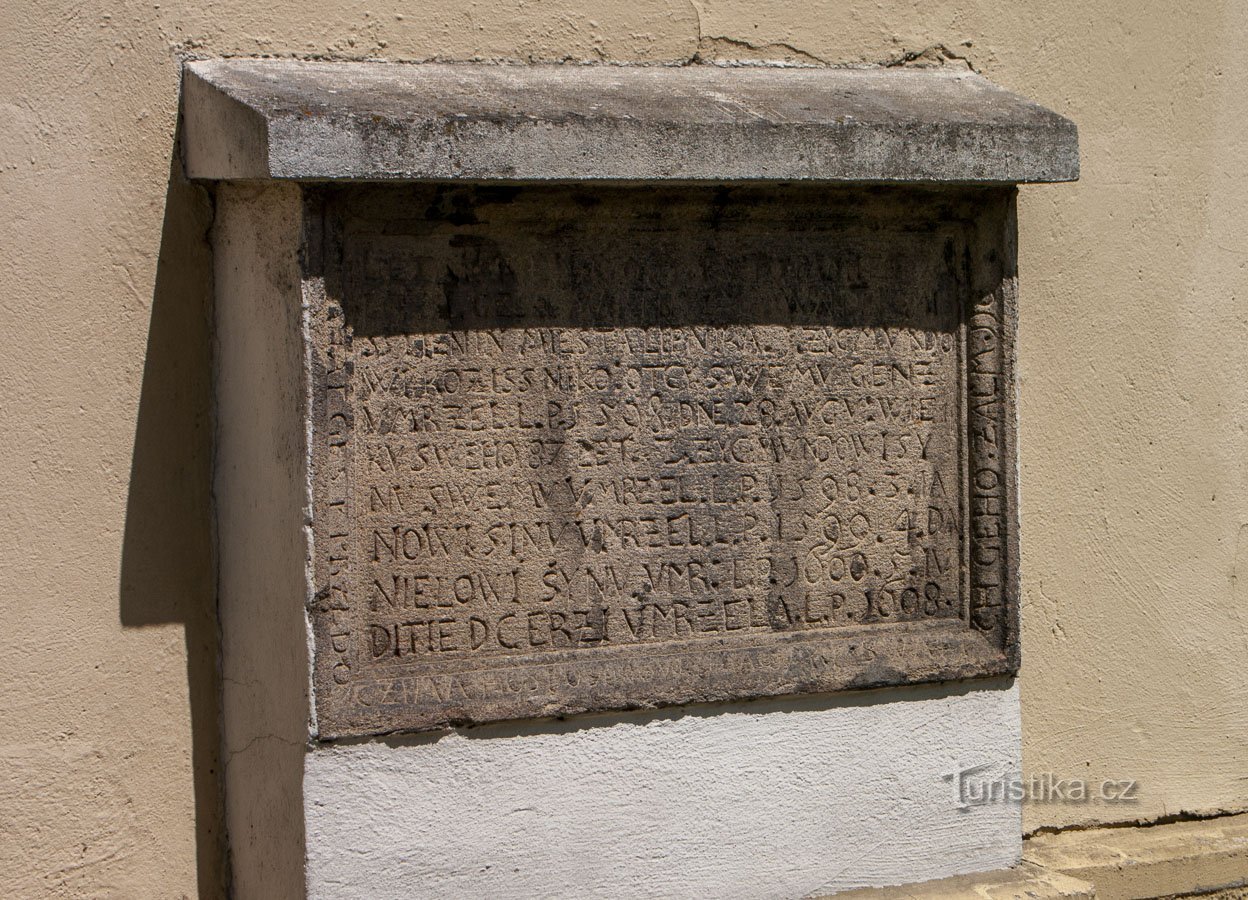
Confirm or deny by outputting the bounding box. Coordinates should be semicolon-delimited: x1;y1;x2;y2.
1025;813;1248;900
812;862;1096;899
182;60;1078;184
815;813;1248;899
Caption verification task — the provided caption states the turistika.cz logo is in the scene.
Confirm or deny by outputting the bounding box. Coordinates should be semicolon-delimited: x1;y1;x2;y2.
945;765;1140;810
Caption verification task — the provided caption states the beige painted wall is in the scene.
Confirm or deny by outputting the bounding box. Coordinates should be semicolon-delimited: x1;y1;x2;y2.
2;0;1245;894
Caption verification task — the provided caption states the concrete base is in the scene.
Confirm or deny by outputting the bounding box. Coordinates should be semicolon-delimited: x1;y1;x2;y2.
820;812;1248;899
823;861;1095;899
303;681;1020;899
1025;812;1248;900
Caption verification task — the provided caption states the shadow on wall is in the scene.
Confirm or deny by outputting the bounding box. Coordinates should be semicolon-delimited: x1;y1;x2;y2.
118;127;227;899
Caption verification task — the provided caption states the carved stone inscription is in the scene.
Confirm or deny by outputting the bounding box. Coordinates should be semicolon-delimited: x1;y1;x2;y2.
310;186;1017;737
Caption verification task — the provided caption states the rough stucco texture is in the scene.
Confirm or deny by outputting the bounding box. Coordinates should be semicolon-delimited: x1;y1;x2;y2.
304;684;1021;899
1;0;1246;895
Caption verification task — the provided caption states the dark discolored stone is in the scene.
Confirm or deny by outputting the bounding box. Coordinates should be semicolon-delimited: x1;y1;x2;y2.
306;184;1020;737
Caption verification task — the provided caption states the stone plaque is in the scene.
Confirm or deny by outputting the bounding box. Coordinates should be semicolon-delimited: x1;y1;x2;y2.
308;185;1018;737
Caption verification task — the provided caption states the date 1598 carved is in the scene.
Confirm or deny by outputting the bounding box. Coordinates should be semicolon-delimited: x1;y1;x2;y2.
308;185;1018;737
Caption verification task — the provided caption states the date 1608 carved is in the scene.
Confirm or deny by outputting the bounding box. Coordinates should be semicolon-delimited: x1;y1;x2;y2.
308;185;1018;737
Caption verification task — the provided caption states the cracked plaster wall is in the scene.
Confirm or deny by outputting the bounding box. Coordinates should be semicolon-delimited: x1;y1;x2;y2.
2;0;1247;895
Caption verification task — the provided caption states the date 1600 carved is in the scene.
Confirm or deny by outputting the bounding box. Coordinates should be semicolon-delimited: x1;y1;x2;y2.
308;186;1018;737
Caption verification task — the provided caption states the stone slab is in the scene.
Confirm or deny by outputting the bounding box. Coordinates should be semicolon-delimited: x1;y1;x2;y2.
306;184;1019;738
1025;813;1248;900
183;60;1078;184
820;861;1095;899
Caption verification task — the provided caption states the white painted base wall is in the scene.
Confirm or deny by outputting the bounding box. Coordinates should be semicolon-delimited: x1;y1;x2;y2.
304;681;1020;898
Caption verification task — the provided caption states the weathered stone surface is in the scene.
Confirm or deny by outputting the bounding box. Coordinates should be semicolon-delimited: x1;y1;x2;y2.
307;184;1019;737
183;60;1079;184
